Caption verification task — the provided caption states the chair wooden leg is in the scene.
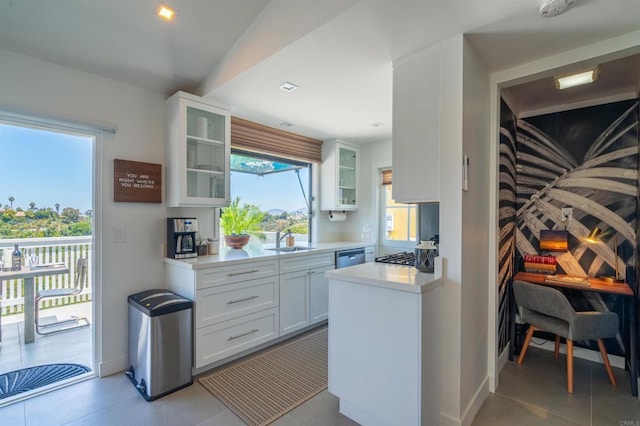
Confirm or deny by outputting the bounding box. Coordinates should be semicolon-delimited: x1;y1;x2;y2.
597;339;617;387
554;335;561;359
566;339;574;393
518;325;536;365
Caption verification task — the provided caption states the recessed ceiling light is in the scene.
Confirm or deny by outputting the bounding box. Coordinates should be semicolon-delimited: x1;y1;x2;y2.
370;122;385;127
157;3;176;21
278;82;299;92
554;67;599;89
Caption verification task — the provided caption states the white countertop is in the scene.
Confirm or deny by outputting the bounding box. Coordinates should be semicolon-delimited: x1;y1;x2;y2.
163;241;372;270
325;262;443;294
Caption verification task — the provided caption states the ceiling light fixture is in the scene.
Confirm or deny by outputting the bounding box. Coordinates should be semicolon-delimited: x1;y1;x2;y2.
157;3;176;21
278;82;299;92
279;121;294;127
538;0;578;17
554;67;599;89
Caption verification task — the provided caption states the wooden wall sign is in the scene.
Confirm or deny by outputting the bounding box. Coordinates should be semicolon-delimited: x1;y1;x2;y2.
114;159;162;203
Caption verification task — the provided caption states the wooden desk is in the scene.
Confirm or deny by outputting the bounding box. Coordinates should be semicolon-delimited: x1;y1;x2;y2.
514;272;633;295
511;272;637;396
0;264;69;344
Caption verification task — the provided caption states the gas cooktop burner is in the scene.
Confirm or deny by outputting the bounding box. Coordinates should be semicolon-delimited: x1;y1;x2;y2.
374;251;415;266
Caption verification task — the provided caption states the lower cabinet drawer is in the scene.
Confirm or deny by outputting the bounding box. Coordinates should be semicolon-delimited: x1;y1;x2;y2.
195;276;279;328
195;308;279;368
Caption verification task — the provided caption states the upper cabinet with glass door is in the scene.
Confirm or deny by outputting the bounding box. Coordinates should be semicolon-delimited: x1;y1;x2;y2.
166;91;230;207
320;139;359;211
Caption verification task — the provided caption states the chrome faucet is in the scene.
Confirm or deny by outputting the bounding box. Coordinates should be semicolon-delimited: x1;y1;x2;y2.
275;230;292;248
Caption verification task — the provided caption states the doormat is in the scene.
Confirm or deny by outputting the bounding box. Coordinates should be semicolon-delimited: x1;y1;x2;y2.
0;363;91;400
199;327;328;426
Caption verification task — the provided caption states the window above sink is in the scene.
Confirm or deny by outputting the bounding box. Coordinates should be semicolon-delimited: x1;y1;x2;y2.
221;149;312;248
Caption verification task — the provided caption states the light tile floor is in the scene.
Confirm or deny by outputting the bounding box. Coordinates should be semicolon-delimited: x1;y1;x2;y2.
472;346;640;425
2;320;640;425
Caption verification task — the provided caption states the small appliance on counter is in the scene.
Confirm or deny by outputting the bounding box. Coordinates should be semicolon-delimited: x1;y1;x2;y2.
167;218;198;259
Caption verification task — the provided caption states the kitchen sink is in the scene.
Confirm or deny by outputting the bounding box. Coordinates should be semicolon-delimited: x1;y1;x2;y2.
265;246;315;252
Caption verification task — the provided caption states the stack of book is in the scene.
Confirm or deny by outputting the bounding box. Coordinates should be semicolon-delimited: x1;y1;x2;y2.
524;254;556;275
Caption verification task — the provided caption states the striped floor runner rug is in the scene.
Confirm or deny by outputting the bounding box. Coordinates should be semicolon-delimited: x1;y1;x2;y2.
199;327;328;426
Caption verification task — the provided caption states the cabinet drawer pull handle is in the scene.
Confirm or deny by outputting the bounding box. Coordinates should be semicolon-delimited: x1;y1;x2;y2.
227;329;259;341
227;295;259;304
227;269;260;277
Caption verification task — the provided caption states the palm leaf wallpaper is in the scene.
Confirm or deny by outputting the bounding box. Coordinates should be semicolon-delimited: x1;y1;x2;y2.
499;98;639;356
498;99;518;353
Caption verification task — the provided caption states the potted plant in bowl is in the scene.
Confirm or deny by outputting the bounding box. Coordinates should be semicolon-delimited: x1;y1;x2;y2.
220;197;266;249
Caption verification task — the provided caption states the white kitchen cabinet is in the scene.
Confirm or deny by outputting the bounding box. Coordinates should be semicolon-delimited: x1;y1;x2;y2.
195;308;279;368
166;91;230;207
165;259;279;369
279;270;309;335
392;45;440;203
308;264;334;323
195;276;279;328
320;139;359;211
279;253;335;335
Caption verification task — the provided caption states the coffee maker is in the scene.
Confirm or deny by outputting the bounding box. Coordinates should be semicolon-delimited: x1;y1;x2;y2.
167;218;198;259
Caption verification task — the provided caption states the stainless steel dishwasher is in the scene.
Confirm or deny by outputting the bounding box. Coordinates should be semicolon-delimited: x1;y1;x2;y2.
335;247;366;268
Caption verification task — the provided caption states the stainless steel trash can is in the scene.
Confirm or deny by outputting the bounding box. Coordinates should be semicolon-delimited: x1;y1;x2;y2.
126;289;193;401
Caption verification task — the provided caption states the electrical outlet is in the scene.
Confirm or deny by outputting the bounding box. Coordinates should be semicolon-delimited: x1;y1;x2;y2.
561;208;573;222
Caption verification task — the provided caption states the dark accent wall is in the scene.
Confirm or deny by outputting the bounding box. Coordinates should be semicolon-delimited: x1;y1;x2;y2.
497;99;518;353
502;98;639;357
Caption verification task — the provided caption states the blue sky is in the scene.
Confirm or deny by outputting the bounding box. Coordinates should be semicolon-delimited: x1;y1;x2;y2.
0;123;93;212
231;167;310;212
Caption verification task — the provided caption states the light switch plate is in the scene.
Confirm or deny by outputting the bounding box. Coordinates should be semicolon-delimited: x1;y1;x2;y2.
113;227;126;243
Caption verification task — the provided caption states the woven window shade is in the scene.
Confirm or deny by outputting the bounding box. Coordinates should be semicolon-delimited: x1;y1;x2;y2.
381;169;392;186
231;116;322;163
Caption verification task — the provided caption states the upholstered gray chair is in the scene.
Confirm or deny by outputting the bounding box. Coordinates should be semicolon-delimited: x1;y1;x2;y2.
36;257;89;335
513;280;618;393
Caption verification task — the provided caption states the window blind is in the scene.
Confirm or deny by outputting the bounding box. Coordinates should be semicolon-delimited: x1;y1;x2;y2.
230;116;322;163
381;169;392;186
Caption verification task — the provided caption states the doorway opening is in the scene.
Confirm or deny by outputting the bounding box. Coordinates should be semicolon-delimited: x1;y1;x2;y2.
0;117;96;404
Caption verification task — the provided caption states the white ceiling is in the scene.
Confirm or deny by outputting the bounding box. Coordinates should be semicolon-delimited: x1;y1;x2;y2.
1;0;640;143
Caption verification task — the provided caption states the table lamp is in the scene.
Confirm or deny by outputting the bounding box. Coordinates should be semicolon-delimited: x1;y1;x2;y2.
585;226;624;283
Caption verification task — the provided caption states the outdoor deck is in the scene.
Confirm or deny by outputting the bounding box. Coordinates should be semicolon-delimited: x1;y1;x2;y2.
0;301;93;376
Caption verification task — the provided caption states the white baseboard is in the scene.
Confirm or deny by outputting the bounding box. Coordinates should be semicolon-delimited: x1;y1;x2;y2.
532;340;625;369
490;345;511;391
498;345;510;370
440;410;462;426
98;354;127;377
461;376;490;426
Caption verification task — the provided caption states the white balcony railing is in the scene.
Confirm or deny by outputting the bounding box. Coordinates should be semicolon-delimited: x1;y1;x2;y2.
0;236;93;317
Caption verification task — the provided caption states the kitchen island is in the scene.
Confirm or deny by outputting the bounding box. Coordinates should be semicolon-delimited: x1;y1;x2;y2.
326;260;444;426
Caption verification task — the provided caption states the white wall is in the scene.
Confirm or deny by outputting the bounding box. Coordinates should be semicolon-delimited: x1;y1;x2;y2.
315;139;391;246
460;36;491;422
437;35;464;425
434;34;491;426
343;140;391;246
0;48;168;376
